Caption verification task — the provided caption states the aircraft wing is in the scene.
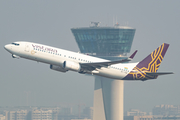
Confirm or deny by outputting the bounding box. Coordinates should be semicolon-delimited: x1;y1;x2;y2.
146;72;174;76
80;50;138;70
80;58;131;69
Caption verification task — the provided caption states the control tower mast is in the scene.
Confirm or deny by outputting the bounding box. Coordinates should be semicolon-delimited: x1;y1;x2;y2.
71;22;136;120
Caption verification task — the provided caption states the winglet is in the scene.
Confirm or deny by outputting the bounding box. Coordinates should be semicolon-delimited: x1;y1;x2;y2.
129;50;138;59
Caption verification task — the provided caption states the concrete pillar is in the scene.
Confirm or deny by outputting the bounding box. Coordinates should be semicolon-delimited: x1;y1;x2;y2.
93;76;106;120
93;76;124;120
102;78;124;120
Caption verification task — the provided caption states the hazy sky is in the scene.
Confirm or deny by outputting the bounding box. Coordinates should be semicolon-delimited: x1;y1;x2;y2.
0;0;180;113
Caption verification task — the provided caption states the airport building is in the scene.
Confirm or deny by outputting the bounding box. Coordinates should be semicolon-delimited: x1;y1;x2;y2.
152;105;180;116
126;109;147;116
82;107;93;119
5;110;29;120
31;109;53;120
0;114;5;120
2;105;180;120
71;22;136;120
124;115;180;120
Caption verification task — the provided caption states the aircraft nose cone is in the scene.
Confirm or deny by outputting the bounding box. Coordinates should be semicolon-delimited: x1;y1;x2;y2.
4;45;8;50
4;44;11;51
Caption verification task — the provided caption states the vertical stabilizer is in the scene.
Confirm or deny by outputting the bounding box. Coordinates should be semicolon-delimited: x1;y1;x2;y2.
123;43;169;80
136;43;169;72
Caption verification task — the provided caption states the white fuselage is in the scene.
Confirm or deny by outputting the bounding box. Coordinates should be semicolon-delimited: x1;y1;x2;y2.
4;41;138;80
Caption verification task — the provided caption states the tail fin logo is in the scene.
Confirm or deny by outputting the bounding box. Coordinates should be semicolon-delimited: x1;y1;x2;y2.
123;43;169;80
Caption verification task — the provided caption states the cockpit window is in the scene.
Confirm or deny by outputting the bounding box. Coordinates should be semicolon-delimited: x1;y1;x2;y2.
11;43;20;46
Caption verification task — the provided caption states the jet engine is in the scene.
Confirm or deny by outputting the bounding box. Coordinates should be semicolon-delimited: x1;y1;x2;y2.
50;65;67;72
63;61;81;72
12;54;20;59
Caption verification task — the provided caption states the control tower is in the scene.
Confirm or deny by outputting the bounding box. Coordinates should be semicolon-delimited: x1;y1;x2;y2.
71;22;136;120
71;22;135;60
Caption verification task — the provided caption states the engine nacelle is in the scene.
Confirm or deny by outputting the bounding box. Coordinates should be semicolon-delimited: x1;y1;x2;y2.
63;61;81;72
50;65;67;73
12;54;20;59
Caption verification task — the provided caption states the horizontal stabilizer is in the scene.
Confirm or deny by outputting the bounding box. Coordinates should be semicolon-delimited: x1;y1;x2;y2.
146;72;174;76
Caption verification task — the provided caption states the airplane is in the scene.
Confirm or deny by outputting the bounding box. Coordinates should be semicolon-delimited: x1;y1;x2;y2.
4;41;173;81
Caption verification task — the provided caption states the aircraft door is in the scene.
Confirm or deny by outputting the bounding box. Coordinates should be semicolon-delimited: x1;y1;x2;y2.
25;44;30;52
